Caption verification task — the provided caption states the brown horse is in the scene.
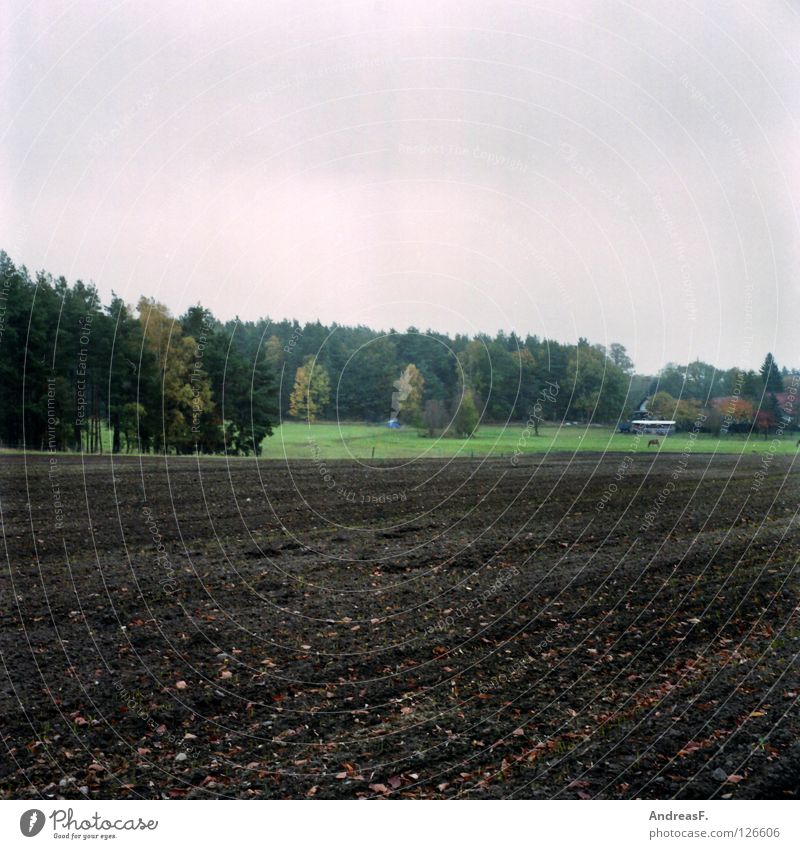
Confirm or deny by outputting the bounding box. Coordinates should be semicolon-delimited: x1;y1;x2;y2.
648;438;660;447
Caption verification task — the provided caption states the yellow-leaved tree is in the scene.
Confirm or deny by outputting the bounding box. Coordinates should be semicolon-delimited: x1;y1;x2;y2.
137;297;214;452
396;363;424;426
289;356;331;422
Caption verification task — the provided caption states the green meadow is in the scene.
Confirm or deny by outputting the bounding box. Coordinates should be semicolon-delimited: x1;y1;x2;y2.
261;421;800;461
11;420;798;460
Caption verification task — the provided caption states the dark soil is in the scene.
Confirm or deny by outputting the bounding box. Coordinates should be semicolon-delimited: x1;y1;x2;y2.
1;451;798;799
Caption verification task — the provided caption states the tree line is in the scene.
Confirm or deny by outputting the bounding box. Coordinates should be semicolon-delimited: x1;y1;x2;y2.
645;353;797;434
0;251;795;454
0;253;276;454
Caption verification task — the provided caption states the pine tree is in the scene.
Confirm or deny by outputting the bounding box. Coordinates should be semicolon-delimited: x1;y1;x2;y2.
759;353;784;393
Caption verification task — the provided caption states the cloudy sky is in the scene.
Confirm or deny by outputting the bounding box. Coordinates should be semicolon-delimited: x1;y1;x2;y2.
2;0;798;373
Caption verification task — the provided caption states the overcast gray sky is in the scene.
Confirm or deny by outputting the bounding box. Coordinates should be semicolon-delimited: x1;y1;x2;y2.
2;0;798;373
